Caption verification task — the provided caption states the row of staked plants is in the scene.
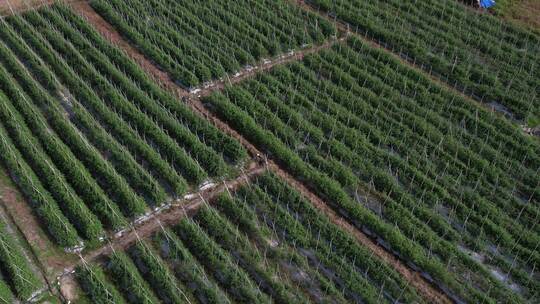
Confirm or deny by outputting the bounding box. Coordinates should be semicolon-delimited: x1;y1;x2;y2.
308;0;540;125
202;37;540;303
0;4;247;249
90;0;337;88
76;173;425;304
0;221;42;303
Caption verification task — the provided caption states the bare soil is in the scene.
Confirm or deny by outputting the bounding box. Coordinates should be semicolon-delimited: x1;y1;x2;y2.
193;35;348;98
58;275;78;303
501;0;540;32
0;0;81;17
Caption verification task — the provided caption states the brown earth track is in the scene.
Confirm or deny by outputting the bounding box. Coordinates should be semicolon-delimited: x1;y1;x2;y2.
77;164;266;268
192;35;348;98
70;1;183;96
0;0;82;17
266;163;453;304
56;164;267;302
70;3;454;303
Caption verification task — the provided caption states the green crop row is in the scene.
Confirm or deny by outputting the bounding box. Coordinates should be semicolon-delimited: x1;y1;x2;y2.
153;230;230;304
174;218;270;303
193;203;311;304
90;0;336;88
0;23;128;231
0;85;103;242
51;3;247;165
202;37;539;302
106;251;159;304
0;3;249;249
0;120;79;248
0;221;41;300
0;279;13;304
212;190;350;303
128;242;189;304
76;264;126;304
308;0;540;124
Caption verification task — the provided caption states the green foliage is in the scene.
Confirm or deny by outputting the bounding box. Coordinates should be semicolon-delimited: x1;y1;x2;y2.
76;264;126;304
153;230;230;304
0;117;79;248
90;0;336;87
174;218;271;304
52;3;247;164
308;0;540;123
0;222;41;300
106;251;159;304
194;203;311;304
202;37;540;302
0;279;13;304
129;242;188;304
0;1;248;251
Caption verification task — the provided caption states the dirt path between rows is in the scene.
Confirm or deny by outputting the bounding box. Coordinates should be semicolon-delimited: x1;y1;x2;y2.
0;0;82;17
267;163;453;304
71;4;452;303
79;164;265;268
0;170;78;285
70;1;182;96
57;164;266;301
192;35;348;98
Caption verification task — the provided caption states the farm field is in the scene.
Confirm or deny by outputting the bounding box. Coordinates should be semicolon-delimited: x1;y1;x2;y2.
0;219;43;303
0;3;247;250
0;0;537;304
90;0;337;89
307;0;540;125
204;38;540;303
74;173;430;304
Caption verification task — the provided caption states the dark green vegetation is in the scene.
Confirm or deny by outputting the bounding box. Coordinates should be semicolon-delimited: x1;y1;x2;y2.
309;0;540;125
0;4;247;248
203;38;540;303
77;173;424;304
0;0;538;303
90;0;337;88
0;221;42;302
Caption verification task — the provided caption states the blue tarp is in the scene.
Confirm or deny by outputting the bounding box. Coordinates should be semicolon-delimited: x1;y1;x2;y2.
480;0;495;8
